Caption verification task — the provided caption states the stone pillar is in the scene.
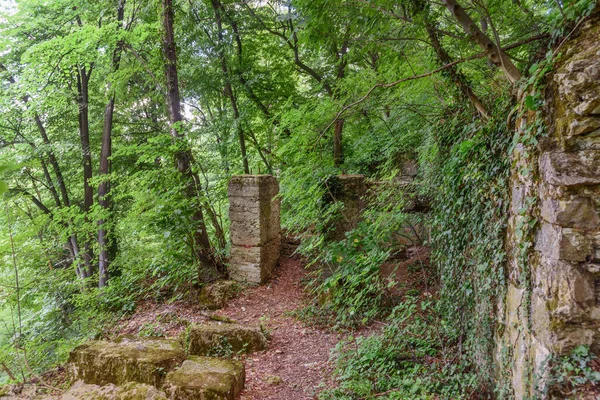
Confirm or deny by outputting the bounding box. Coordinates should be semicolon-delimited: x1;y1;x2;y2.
324;175;366;241
228;175;280;284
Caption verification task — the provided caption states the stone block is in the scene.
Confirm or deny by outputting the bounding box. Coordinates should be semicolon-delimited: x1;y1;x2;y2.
229;238;280;284
540;197;600;230
569;117;600;137
228;175;277;200
163;356;244;400
534;223;592;262
198;280;242;310
62;381;167;400
540;151;600;187
68;338;185;388
184;323;268;356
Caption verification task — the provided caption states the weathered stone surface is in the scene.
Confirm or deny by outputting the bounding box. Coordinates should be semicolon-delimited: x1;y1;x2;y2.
540;197;600;230
498;16;600;399
534;223;592;262
229;239;280;284
569;117;600;137
554;37;600;117
185;323;268;356
199;281;241;310
540;150;600;187
228;175;280;284
163;356;244;400
62;381;167;400
68;338;185;387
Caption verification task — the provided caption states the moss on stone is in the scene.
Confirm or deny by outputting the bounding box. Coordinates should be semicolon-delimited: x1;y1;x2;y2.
184;324;268;357
68;338;185;388
198;281;242;310
63;381;168;400
163;356;245;400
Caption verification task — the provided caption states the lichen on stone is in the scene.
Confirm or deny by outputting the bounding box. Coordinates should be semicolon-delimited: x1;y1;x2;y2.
184;323;268;357
68;338;185;388
198;281;242;310
163;356;245;400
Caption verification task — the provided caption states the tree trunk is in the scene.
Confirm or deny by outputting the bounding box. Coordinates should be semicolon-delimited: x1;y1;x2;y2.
227;15;273;173
161;0;219;279
76;66;95;279
211;0;249;174
442;0;522;83
333;118;344;166
98;0;126;288
418;2;491;119
1;62;83;274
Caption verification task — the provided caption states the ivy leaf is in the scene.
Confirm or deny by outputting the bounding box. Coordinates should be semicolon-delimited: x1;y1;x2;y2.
524;95;537;110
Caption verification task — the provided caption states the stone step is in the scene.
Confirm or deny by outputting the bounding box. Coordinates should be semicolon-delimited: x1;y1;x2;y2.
185;323;268;356
68;337;185;388
163;356;245;400
62;381;168;400
198;280;242;310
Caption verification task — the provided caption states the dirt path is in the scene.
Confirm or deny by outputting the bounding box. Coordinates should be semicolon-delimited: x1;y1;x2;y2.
217;257;342;400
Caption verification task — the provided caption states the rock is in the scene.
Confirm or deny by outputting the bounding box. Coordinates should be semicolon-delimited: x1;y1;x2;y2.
540;197;600;230
199;281;242;310
263;375;282;386
184;324;268;356
534;223;592;262
163;356;244;400
68;338;185;387
569;117;600;137
540;151;600;187
62;381;167;400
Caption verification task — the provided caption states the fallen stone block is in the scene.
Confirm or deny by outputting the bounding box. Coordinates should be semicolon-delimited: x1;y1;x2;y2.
184;323;268;356
68;338;185;387
199;280;242;310
163;356;245;400
62;381;168;400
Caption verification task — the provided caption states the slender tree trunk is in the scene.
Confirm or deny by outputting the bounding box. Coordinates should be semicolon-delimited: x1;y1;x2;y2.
417;1;490;119
1;63;83;274
98;0;126;288
332;49;347;167
333;118;344;166
442;0;522;83
211;0;249;174
161;0;219;280
227;15;273;173
76;66;95;279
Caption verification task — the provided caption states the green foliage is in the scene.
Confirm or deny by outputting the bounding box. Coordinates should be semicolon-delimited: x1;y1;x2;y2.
548;345;600;397
422;103;512;387
320;297;480;400
295;177;412;329
207;337;234;358
0;0;595;394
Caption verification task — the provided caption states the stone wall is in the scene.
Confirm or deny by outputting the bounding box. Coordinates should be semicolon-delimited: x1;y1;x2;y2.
228;175;281;284
323;174;367;241
498;15;600;398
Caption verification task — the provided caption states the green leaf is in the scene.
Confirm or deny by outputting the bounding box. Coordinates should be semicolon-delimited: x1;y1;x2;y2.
524;95;537;110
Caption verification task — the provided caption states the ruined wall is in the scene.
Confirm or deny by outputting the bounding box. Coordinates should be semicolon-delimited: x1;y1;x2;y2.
228;175;280;284
498;16;600;398
324;174;367;241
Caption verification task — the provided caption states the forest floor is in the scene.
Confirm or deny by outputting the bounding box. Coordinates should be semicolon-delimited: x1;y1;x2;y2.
6;247;430;399
110;254;351;400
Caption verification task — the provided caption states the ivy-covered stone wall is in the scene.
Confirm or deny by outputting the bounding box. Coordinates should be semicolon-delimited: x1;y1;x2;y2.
498;15;600;398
